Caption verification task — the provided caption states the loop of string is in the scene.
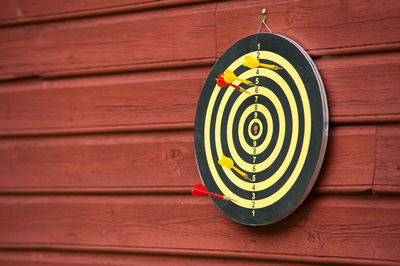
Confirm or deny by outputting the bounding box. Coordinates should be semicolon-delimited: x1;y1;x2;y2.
257;8;272;33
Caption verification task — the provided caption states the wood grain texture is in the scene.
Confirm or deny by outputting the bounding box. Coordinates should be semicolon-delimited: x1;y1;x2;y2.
0;0;213;26
0;131;198;192
0;52;399;136
0;125;383;194
216;0;400;56
0;3;216;80
0;251;311;266
318;52;400;123
0;194;399;265
315;125;375;193
2;0;400;80
0;67;207;136
374;124;400;194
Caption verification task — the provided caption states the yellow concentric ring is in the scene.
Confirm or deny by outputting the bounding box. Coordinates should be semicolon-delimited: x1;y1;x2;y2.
204;51;311;209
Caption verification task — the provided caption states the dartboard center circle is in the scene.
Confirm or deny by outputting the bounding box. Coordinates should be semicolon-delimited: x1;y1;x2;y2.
247;118;263;140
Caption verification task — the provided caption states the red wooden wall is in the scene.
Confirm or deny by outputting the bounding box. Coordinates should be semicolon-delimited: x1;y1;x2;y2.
0;0;399;265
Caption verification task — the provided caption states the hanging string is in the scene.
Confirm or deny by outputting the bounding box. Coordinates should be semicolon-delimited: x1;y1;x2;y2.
257;8;272;33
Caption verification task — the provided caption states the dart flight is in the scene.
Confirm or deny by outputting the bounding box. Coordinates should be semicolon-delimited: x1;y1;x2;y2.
223;69;255;87
216;74;250;94
243;55;283;70
218;155;251;182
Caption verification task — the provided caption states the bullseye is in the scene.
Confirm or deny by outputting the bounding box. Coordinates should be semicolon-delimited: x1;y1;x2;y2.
252;123;259;135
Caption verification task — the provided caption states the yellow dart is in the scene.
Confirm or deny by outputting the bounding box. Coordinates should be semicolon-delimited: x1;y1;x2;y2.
243;55;283;70
218;155;251;181
223;69;255;87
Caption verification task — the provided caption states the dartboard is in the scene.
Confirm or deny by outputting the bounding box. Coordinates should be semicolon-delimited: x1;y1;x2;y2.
194;33;328;226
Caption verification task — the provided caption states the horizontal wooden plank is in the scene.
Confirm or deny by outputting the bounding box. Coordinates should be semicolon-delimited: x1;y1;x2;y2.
315;125;375;193
374;124;400;194
216;0;400;56
0;194;399;265
0;0;213;26
0;125;378;194
0;52;399;136
0;67;206;135
0;3;216;80
0;251;310;266
0;131;198;192
318;52;400;123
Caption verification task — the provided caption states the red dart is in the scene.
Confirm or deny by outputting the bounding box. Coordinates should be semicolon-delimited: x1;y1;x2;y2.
215;74;250;94
192;184;234;201
216;74;228;87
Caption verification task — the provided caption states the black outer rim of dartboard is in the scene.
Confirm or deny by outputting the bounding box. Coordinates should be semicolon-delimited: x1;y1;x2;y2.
194;33;329;226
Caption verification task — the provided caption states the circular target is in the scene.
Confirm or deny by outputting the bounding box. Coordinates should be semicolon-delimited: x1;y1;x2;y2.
194;33;328;226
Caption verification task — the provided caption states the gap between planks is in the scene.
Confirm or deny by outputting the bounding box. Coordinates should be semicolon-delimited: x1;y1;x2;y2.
0;0;214;26
0;237;398;266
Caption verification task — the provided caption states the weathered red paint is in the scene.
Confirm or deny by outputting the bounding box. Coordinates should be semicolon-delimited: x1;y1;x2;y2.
0;0;399;265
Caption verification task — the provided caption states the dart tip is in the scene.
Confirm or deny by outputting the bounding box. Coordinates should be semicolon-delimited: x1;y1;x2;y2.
223;196;237;202
239;88;250;94
243;175;252;182
238;172;251;181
